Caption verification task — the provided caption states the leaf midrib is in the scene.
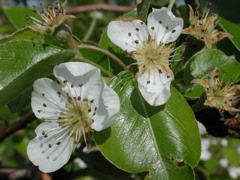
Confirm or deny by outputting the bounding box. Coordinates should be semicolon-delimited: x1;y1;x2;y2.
133;78;170;180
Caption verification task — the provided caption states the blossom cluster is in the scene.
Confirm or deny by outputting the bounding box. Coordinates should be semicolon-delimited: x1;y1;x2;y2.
26;0;236;173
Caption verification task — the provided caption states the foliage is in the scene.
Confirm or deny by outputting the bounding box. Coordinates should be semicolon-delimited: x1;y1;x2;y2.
0;0;239;179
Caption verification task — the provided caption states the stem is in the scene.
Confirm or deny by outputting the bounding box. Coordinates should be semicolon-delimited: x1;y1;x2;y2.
0;112;35;142
191;93;207;112
136;0;152;22
78;44;128;70
168;0;175;9
83;13;97;41
75;56;114;78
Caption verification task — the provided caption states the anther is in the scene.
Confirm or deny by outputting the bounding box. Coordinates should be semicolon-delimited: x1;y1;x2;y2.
43;103;47;107
44;134;48;138
135;40;139;44
42;131;45;135
63;80;67;83
166;26;169;30
71;84;74;88
167;75;171;78
140;22;144;25
136;28;139;31
78;96;81;101
90;99;94;103
159;20;162;24
172;30;176;33
57;142;61;145
42;93;45;96
48;144;52;148
88;109;92;113
147;81;150;84
128;32;131;36
79;84;83;87
151;27;154;30
57;91;61;96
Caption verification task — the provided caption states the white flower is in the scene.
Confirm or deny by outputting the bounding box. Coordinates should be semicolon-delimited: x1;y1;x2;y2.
229;167;240;179
107;7;183;106
27;62;120;173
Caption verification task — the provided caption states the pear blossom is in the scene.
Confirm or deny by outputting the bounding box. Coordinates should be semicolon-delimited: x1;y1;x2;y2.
107;7;183;106
28;0;75;33
27;62;120;173
182;5;232;48
191;68;240;112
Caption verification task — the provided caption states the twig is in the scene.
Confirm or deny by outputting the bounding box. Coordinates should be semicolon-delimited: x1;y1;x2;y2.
75;56;115;77
0;111;35;142
78;44;128;70
66;3;135;14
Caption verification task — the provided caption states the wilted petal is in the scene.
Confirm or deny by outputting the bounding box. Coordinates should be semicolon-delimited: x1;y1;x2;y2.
27;122;73;173
147;7;183;44
107;18;148;52
137;71;173;106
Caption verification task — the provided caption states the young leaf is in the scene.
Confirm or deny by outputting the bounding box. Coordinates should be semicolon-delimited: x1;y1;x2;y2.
94;71;201;180
201;0;240;51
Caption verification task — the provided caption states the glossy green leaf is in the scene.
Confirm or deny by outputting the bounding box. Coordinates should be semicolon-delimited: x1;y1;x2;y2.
0;28;44;45
0;41;75;107
184;48;240;99
94;71;201;179
201;0;240;51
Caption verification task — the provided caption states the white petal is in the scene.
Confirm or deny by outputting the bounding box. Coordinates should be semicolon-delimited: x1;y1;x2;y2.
31;78;66;120
91;80;120;131
137;71;173;106
27;122;73;173
53;62;102;100
147;7;183;44
107;19;148;52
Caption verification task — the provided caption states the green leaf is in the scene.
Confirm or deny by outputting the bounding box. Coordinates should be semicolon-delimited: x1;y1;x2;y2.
201;0;240;51
8;87;32;113
2;7;39;30
0;41;75;107
94;71;201;179
184;48;240;99
0;28;44;45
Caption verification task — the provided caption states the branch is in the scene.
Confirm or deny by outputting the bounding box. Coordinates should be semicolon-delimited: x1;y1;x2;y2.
66;3;135;14
0;111;36;142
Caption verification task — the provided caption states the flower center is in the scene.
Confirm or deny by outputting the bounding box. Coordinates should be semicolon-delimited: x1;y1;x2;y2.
206;82;239;109
58;94;95;147
132;38;174;76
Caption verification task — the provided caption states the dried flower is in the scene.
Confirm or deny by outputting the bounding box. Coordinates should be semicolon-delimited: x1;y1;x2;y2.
191;68;240;112
28;0;75;33
182;5;232;48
